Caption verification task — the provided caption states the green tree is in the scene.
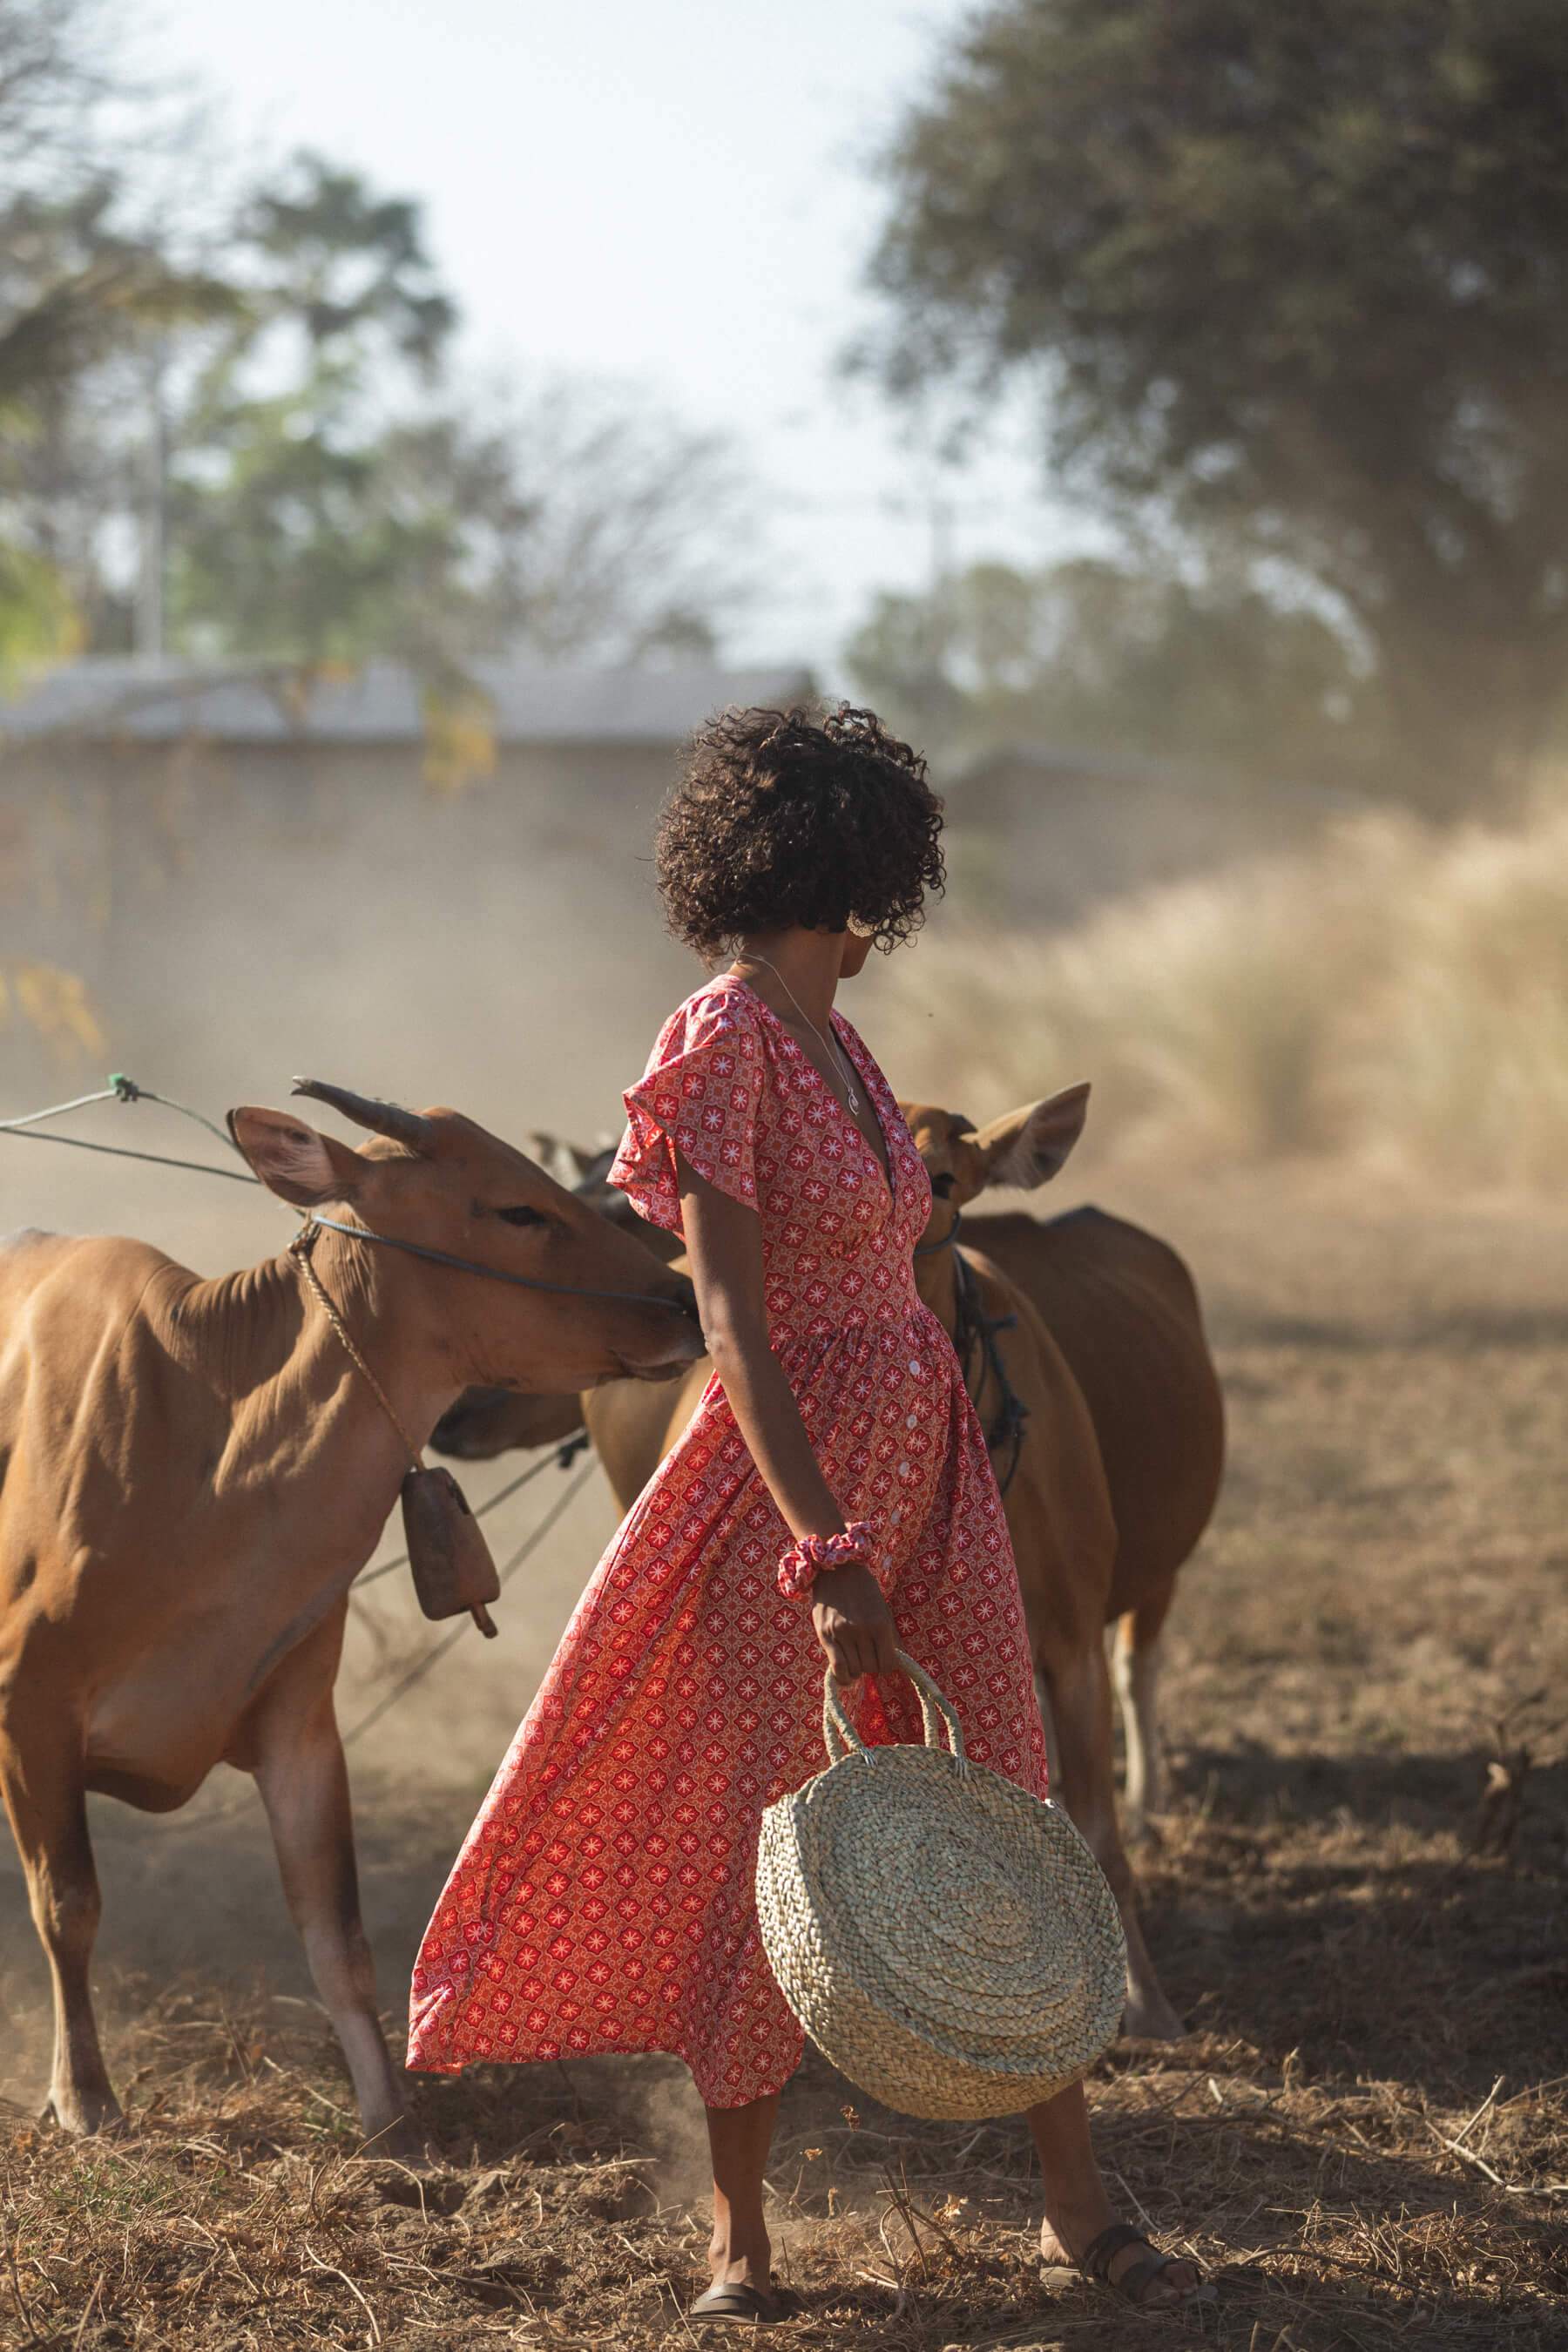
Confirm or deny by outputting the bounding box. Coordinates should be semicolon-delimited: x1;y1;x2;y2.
162;157;754;674
161;152;528;678
0;14;760;696
863;0;1568;809
0;1;227;674
846;557;1375;777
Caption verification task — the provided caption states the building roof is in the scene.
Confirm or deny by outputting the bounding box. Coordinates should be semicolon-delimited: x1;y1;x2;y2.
1;658;818;748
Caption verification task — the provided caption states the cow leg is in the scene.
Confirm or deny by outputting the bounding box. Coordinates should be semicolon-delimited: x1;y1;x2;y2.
1033;1665;1063;1794
1112;1591;1172;1841
1041;1642;1185;2042
251;1700;410;2153
0;1732;119;2132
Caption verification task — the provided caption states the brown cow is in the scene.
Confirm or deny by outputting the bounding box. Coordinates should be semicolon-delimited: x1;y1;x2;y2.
896;1094;1222;2035
0;1082;702;2145
948;1198;1225;1837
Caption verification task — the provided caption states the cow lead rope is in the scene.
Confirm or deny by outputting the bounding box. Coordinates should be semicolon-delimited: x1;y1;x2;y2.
288;1221;425;1476
911;1209;1030;1497
952;1246;1031;1498
0;1071;260;1182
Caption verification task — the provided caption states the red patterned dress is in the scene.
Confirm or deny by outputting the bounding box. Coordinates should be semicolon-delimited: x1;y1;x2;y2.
407;977;1047;2106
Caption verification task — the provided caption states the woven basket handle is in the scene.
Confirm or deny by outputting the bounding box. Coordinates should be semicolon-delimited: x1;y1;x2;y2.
822;1649;967;1767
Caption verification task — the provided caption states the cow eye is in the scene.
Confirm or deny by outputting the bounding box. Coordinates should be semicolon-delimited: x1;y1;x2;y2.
497;1204;547;1227
931;1172;956;1199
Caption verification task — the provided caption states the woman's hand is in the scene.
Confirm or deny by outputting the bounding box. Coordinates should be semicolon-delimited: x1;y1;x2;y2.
811;1561;900;1686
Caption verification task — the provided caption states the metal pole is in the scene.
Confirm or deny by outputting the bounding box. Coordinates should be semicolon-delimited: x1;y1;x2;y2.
135;342;166;661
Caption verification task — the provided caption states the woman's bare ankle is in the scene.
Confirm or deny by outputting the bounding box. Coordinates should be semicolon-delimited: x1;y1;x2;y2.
709;2224;771;2288
1037;2188;1114;2268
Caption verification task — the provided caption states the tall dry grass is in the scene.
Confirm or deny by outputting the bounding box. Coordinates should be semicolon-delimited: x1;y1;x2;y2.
892;801;1568;1191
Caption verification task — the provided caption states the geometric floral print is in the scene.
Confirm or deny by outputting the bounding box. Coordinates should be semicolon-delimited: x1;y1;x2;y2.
407;977;1047;2106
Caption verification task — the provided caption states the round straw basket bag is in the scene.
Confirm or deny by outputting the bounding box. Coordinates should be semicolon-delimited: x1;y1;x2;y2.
755;1651;1125;2120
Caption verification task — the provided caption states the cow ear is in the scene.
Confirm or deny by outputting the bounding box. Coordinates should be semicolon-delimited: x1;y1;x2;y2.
227;1106;364;1207
974;1084;1091;1191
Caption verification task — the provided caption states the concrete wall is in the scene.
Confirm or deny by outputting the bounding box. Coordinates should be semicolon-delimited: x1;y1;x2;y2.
1;734;703;1269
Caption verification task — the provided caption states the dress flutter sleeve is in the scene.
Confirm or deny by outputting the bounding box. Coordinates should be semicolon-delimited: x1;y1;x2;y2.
609;987;764;1235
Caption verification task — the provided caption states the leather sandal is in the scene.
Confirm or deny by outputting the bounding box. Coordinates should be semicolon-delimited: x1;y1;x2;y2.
688;2280;787;2324
1044;2220;1215;2309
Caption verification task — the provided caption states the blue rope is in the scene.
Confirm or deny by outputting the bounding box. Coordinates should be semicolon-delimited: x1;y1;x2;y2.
0;1072;261;1184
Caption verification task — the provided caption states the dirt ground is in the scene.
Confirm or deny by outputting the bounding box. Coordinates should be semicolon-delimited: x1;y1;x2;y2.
2;1169;1565;2350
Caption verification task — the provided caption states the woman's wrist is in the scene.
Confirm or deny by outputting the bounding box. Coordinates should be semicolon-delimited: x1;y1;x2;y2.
810;1557;894;1610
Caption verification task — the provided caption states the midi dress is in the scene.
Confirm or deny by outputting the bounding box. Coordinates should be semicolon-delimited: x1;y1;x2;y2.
407;975;1048;2106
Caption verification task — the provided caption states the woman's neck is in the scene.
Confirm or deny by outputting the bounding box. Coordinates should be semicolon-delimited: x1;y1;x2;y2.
729;929;844;1032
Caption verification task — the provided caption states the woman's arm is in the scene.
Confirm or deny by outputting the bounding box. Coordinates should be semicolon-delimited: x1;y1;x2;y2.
679;1157;898;1686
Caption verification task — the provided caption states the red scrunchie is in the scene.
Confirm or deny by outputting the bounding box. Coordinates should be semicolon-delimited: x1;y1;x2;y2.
777;1519;881;1601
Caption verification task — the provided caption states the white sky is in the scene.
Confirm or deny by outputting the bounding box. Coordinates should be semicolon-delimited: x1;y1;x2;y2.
143;0;1095;679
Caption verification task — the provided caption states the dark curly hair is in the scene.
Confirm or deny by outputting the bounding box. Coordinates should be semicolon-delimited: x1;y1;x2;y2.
655;703;944;960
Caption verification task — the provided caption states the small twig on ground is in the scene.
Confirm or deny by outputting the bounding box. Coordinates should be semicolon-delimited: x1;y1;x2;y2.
70;2272;104;2350
1445;2075;1505;2153
1108;2166;1163;2240
303;2244;383;2344
3;2237;39;2347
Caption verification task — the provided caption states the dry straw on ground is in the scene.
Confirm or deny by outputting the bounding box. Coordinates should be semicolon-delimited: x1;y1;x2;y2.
3;1835;1563;2352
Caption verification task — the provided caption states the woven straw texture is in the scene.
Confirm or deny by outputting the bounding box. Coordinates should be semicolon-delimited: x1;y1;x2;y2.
755;1652;1126;2120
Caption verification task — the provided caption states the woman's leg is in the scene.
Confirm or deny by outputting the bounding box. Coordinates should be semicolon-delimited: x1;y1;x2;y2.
1030;2081;1203;2305
705;2092;781;2292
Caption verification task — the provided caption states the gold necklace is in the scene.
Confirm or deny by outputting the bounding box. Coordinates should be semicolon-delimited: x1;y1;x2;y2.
732;955;862;1114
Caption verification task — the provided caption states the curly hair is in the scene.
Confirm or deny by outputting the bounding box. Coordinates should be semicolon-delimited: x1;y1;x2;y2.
655;703;945;960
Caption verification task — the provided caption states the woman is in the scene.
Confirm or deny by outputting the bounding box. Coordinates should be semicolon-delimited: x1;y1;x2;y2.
409;705;1209;2319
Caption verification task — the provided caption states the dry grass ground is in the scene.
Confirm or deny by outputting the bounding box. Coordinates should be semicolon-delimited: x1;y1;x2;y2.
3;1171;1565;2351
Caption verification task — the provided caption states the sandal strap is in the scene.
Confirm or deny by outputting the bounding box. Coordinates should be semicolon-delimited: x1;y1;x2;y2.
1078;2220;1147;2281
690;2281;781;2322
1112;2252;1178;2306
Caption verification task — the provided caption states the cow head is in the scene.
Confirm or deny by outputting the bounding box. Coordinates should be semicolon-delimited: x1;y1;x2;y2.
524;1133;686;1258
900;1085;1092;1247
430;1384;589;1461
227;1081;704;1395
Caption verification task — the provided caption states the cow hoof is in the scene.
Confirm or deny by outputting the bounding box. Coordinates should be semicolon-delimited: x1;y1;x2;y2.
40;2086;125;2136
1122;1991;1186;2043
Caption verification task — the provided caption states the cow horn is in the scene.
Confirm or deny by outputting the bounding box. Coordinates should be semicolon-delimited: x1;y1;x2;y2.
291;1078;435;1152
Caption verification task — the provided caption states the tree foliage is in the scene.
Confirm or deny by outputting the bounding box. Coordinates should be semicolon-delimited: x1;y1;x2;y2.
497;379;753;665
158;152;530;678
865;0;1568;807
162;169;754;674
0;4;756;689
0;1;229;661
846;556;1375;779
